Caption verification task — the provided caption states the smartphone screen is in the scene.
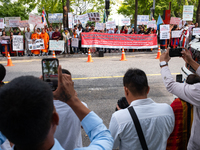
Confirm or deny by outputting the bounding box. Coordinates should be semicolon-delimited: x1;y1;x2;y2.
169;48;183;57
42;58;59;91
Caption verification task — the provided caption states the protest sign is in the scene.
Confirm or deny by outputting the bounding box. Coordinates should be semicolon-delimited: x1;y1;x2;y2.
160;31;170;40
77;14;90;24
95;23;105;30
121;18;131;26
4;17;20;27
81;33;158;49
170;17;181;25
88;13;100;22
147;21;157;29
9;20;19;27
29;14;42;26
28;39;44;50
68;13;73;28
48;13;63;23
13;35;23;51
183;5;194;21
17;20;29;28
171;31;182;38
193;28;200;36
0;18;4;28
137;15;149;25
179;20;186;28
49;40;64;51
106;21;116;29
0;36;10;44
72;38;79;47
160;25;170;32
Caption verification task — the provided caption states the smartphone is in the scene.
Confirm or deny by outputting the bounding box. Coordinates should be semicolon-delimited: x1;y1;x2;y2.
176;74;183;83
169;48;183;57
42;58;59;91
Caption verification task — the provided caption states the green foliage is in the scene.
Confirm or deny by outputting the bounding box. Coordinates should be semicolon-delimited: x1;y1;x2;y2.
0;0;35;20
118;0;199;22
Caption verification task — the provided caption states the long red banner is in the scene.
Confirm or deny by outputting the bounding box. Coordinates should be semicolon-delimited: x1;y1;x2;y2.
81;32;158;49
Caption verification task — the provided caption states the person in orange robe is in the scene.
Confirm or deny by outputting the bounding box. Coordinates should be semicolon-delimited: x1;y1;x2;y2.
40;28;49;55
31;29;40;55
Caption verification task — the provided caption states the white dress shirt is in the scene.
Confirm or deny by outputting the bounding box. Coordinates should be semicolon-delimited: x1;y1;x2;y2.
161;66;200;150
109;98;175;150
54;100;83;150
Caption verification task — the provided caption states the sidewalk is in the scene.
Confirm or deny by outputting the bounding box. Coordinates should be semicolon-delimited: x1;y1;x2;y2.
0;50;158;61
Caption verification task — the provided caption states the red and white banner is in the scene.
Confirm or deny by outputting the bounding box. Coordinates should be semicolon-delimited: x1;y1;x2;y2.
170;17;181;25
81;33;158;49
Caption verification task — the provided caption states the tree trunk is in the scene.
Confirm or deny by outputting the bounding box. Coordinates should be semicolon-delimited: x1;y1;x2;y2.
63;0;70;28
134;0;138;33
197;0;200;27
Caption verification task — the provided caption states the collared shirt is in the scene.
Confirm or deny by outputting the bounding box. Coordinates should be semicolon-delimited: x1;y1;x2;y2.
161;66;200;150
109;98;174;150
0;132;6;145
48;31;54;40
12;111;113;150
54;100;82;150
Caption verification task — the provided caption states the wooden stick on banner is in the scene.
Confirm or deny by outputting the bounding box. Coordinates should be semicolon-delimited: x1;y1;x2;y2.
165;39;167;49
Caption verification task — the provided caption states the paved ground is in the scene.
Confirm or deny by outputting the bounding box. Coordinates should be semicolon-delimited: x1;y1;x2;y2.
0;52;184;147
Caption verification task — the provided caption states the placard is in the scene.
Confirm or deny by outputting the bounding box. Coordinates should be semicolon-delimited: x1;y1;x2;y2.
179;20;186;28
29;14;42;25
193;28;200;36
71;38;79;47
17;20;29;28
106;21;116;29
77;14;90;24
48;13;63;23
0;36;10;44
95;23;105;30
28;39;44;50
9;20;19;27
68;13;73;28
160;25;170;32
13;35;23;51
160;31;170;40
121;18;131;26
4;17;21;27
183;5;194;21
147;21;157;29
81;32;158;49
170;17;181;25
0;18;4;28
171;31;181;38
88;13;100;22
49;40;64;51
137;15;149;25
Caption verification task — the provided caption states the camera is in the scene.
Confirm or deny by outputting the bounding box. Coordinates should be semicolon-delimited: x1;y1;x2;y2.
115;97;129;111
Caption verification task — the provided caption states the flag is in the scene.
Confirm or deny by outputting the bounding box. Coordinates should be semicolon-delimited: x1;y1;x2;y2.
103;10;107;23
42;7;47;26
157;14;163;30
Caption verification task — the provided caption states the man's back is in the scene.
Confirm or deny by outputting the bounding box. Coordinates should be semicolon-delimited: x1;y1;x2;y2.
109;98;175;150
54;100;82;150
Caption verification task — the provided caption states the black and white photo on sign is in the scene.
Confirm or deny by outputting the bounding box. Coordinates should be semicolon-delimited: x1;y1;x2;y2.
72;38;79;48
28;39;44;50
13;35;23;51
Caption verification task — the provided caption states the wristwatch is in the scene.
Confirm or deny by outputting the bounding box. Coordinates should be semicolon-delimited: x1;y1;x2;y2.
160;61;168;68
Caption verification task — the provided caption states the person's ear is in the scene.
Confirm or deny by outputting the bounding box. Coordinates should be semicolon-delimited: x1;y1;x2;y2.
147;86;150;94
52;109;59;126
124;86;129;97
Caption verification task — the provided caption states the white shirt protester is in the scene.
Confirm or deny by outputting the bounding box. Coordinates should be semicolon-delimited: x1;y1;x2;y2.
109;98;175;150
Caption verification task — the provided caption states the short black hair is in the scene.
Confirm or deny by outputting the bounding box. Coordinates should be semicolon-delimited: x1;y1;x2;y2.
74;25;77;28
62;69;71;76
0;64;6;82
123;69;149;96
186;74;200;84
0;76;54;149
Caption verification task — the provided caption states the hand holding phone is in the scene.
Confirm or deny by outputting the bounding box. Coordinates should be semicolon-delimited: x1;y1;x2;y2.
169;48;183;57
42;58;59;91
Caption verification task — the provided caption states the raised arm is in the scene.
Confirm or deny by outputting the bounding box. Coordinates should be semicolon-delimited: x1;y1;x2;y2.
53;66;113;150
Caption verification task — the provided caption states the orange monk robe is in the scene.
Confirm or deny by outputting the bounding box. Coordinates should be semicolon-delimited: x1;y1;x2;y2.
31;33;40;55
40;32;49;53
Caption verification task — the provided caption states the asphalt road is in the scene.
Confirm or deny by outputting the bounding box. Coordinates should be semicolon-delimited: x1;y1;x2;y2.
0;52;184;147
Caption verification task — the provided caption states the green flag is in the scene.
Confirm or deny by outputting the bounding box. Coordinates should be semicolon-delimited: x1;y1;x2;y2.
103;10;107;23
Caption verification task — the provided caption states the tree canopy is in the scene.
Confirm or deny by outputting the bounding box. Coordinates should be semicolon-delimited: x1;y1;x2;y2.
118;0;198;22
